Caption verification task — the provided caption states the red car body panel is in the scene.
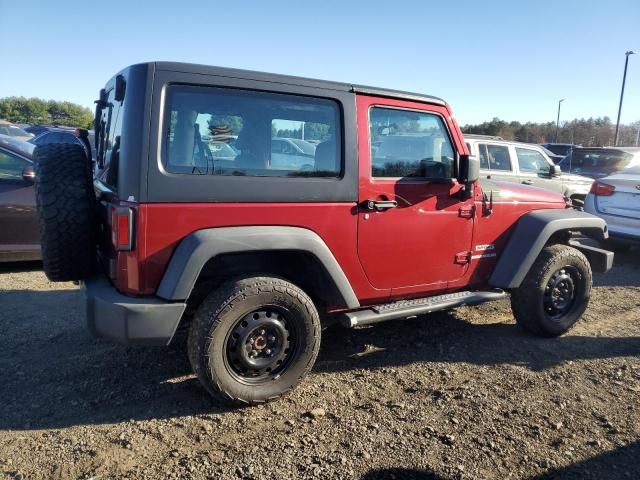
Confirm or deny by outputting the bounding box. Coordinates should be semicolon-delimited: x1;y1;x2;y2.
109;94;567;310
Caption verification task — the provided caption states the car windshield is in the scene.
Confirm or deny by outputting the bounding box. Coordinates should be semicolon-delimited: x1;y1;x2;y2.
0;134;35;157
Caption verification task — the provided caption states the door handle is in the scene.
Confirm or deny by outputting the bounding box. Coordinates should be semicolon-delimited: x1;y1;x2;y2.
365;199;398;211
521;179;534;185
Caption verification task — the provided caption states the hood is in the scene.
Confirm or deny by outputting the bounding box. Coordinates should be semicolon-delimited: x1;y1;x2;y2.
480;179;566;204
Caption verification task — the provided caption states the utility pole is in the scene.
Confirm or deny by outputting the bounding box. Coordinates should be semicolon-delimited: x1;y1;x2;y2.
554;99;564;142
614;51;635;146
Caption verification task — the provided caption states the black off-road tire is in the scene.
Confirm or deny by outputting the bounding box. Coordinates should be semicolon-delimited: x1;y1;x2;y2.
34;143;96;281
511;244;592;337
187;276;321;405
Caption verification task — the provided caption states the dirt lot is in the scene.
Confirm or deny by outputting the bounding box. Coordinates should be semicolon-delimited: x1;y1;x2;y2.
0;249;639;480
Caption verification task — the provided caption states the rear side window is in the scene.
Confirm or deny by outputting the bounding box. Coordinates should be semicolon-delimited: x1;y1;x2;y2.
480;144;512;171
164;85;341;177
369;107;454;179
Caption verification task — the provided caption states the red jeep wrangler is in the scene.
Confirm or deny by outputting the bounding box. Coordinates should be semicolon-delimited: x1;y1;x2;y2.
33;62;613;405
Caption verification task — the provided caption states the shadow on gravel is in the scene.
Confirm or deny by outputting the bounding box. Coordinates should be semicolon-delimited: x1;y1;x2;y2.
0;260;42;274
1;286;638;432
362;467;444;479
530;440;640;480
316;310;640;375
0;290;233;432
593;246;640;287
360;441;640;480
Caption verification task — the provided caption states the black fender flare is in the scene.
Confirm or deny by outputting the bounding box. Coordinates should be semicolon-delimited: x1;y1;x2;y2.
489;209;609;289
156;226;360;309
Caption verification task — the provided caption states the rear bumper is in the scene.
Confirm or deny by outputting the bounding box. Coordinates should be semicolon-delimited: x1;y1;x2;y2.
84;274;187;346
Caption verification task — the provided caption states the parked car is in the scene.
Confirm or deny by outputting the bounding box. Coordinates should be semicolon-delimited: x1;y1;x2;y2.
0;135;39;262
465;136;594;207
33;61;612;406
0;120;35;142
31;128;96;161
271;137;316;170
559;147;640;179
585;165;640;245
541;143;579;158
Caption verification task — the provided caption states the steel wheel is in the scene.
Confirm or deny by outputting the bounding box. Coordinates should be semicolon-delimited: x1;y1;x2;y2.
224;308;296;384
543;265;583;319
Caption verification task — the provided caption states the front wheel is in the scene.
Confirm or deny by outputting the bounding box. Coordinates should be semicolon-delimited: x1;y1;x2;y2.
187;276;321;405
511;244;592;337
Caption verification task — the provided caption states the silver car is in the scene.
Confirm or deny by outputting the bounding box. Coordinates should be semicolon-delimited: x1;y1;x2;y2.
584;165;640;244
464;135;594;207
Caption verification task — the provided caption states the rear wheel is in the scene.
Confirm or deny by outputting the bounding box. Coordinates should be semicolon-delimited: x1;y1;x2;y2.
511;244;592;337
187;276;321;405
33;143;96;281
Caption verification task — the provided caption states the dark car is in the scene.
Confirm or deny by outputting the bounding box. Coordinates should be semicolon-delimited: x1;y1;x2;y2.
559;147;640;179
539;145;566;164
541;143;579;157
0;135;39;262
24;124;75;137
31;128;96;160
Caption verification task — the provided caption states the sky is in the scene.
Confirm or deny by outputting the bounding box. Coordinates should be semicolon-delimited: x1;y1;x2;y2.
1;0;638;126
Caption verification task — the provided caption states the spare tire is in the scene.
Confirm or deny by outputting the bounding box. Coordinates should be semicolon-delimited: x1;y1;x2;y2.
34;143;96;281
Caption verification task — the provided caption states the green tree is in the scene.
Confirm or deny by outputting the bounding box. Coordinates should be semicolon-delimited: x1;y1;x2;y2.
0;96;93;128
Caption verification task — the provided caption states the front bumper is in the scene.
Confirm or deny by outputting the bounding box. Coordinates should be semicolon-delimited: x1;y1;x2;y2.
568;238;614;273
85;274;187;346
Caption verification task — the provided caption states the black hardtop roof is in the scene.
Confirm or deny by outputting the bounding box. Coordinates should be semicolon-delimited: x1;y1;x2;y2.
138;61;447;107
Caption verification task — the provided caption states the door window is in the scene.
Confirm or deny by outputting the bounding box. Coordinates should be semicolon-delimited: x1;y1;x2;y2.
369;107;454;179
0;151;26;181
515;148;551;174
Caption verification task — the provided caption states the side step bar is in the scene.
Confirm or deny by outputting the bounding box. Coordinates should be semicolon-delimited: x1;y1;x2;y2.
339;290;507;328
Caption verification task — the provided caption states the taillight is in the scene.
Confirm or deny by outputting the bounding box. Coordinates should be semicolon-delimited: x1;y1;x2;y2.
590;181;615;196
113;207;135;251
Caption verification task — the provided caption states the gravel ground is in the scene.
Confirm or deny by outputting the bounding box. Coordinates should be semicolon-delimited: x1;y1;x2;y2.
0;248;639;480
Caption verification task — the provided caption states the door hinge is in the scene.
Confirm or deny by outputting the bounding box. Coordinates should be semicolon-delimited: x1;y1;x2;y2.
455;251;472;264
459;204;476;219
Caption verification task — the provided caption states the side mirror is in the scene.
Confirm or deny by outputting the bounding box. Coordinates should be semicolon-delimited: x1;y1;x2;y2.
458;154;480;184
549;164;561;177
22;165;36;183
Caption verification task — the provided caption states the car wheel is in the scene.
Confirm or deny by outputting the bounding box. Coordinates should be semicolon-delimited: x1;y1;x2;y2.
187;276;321;405
511;244;592;337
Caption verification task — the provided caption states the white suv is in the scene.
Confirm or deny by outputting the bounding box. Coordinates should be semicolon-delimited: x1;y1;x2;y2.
464;135;594;207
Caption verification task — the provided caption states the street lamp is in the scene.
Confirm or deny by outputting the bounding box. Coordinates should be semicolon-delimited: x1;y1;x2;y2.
554;99;565;143
614;51;635;146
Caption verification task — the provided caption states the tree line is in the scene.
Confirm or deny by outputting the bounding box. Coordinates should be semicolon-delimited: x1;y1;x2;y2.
462;116;640;147
4;95;638;146
0;96;93;129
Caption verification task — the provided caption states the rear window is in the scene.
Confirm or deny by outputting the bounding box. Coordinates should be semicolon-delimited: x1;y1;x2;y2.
572;150;632;169
164;85;341;177
95;88;123;190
